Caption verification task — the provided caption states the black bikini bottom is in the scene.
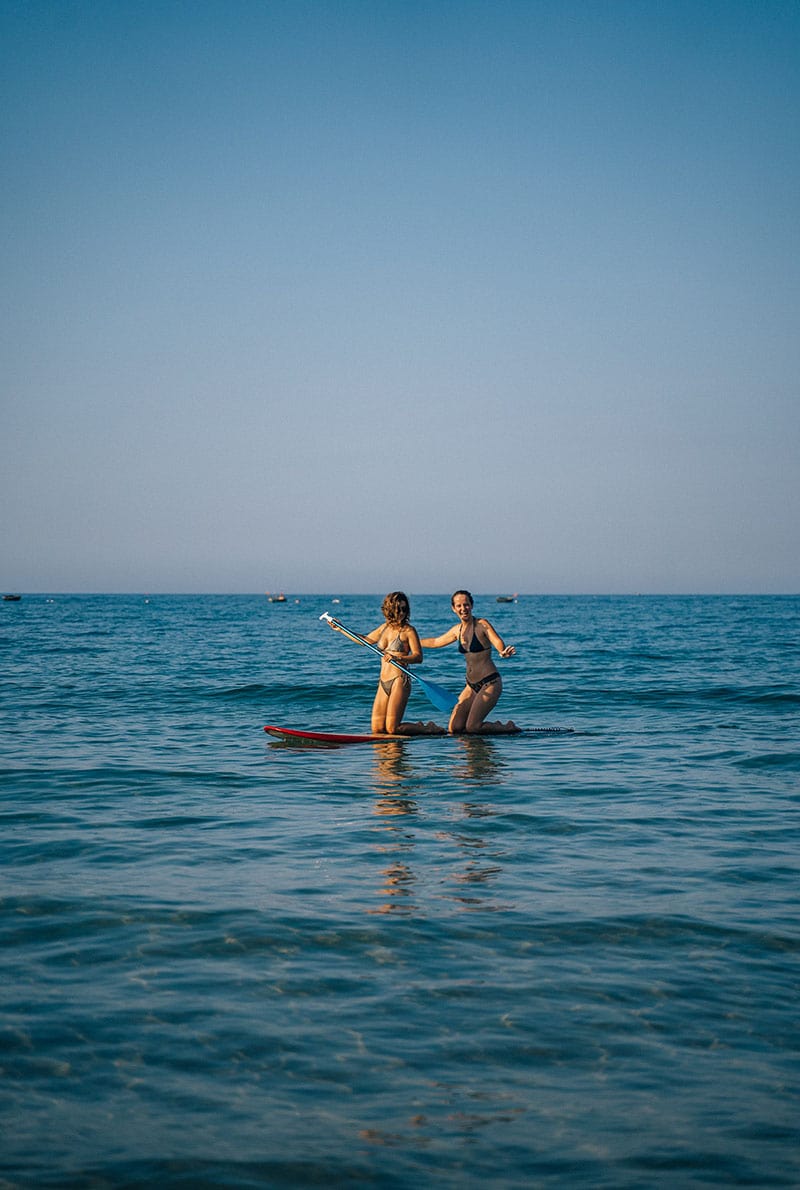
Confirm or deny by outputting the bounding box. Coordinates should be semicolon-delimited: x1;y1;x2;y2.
468;672;500;694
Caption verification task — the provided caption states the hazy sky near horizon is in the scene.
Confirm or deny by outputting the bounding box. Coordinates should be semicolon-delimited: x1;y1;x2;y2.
2;0;798;594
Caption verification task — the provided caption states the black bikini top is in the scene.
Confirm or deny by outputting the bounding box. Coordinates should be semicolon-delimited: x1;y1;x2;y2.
458;622;489;654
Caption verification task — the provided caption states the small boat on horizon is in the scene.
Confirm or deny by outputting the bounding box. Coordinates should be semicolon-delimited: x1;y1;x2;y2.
496;593;518;603
3;594;22;601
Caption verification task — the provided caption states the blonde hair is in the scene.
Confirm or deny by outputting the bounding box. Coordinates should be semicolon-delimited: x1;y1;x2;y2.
382;591;410;625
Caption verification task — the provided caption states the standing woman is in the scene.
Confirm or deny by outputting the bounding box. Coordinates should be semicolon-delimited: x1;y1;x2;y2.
327;592;439;735
421;590;518;734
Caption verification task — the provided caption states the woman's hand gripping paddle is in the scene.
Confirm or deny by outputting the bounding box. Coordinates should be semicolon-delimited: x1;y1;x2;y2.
320;611;457;715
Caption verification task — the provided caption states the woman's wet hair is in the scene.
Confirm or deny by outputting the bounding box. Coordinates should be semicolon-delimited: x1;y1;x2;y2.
451;590;474;609
382;591;410;625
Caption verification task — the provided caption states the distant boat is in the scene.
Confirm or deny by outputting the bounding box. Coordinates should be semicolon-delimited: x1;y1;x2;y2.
3;594;21;601
266;592;287;603
496;593;518;603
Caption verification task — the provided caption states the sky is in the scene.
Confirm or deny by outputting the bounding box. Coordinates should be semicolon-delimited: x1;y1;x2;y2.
2;0;798;594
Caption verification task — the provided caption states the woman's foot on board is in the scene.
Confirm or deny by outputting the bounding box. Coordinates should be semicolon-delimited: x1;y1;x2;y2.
397;721;446;736
451;720;521;735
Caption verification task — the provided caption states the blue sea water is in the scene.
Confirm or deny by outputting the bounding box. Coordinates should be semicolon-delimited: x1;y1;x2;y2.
1;593;798;1188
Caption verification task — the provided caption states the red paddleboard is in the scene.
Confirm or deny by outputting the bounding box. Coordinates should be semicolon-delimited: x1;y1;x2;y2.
265;724;573;745
264;725;403;745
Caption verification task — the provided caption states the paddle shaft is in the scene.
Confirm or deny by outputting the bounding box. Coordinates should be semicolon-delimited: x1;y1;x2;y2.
319;611;457;713
320;612;417;679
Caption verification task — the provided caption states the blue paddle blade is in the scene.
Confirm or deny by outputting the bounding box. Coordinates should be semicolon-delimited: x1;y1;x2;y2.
414;674;458;714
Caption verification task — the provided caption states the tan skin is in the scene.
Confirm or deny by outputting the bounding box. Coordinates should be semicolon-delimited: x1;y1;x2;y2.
421;592;518;734
329;593;442;735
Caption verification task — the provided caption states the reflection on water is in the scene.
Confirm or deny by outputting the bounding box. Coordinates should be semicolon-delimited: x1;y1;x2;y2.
444;838;505;909
369;859;417;915
369;739;416;790
363;737;511;915
368;741;420;915
450;736;508;787
445;740;509;909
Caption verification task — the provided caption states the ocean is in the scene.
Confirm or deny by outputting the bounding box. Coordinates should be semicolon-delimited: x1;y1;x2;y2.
1;593;798;1188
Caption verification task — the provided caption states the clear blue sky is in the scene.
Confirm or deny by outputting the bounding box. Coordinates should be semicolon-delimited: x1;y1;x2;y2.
2;0;798;594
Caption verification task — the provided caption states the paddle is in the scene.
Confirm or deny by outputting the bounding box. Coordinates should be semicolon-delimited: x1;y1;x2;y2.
319;611;457;715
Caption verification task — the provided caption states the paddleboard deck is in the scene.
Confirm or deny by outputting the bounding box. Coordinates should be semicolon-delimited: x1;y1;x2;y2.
264;724;575;746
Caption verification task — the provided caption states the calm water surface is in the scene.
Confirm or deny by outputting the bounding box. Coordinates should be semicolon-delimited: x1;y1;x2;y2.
1;594;798;1187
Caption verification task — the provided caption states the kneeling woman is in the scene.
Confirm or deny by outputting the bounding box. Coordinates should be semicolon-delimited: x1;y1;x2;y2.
421;590;518;734
327;592;440;735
